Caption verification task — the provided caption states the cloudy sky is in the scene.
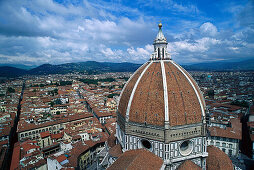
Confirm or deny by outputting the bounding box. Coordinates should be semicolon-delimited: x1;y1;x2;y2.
0;0;253;66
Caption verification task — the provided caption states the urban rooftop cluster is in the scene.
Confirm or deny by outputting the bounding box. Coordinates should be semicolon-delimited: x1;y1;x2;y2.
0;70;253;169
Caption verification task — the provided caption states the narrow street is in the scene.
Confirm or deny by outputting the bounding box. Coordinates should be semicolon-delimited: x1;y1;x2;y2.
3;81;25;170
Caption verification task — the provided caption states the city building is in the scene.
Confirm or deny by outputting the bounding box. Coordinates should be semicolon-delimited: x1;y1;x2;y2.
207;118;242;157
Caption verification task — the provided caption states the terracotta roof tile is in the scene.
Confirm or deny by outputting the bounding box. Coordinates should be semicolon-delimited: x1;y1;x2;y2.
21;143;39;153
109;144;122;158
107;149;163;170
129;62;165;126
51;133;63;139
209;126;241;140
118;61;204;127
206;145;233;170
56;154;67;163
40;131;50;138
118;63;149;118
165;62;202;126
107;132;116;148
10;142;20;170
250;134;254;142
177;160;201;170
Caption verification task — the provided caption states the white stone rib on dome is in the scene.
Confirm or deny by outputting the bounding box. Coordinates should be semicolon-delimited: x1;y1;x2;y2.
160;60;169;124
118;62;148;107
170;60;205;118
125;62;153;122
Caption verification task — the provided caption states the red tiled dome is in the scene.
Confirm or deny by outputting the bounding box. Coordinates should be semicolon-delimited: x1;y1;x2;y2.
177;160;201;170
118;60;205;127
206;145;233;170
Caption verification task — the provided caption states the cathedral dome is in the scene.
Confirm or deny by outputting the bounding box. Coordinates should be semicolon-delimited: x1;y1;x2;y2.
118;23;205;128
206;146;233;170
118;59;205;127
116;23;208;169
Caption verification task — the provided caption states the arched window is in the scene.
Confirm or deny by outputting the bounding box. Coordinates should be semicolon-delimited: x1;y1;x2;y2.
158;48;160;59
162;48;164;59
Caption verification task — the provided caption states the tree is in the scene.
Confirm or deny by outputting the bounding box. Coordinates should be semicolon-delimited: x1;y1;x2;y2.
55;98;62;105
50;101;55;107
56;111;60;115
207;89;214;97
7;87;15;93
107;93;119;98
59;81;72;86
53;89;58;95
231;100;249;108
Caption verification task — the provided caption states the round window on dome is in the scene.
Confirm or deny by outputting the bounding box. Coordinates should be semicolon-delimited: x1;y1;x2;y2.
179;140;193;156
141;139;152;150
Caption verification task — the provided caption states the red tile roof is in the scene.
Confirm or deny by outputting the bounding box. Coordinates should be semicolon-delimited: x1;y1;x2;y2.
17;113;93;133
250;134;254;142
10;142;20;170
177;160;201;170
40;131;50;138
118;61;204;127
0;140;8;146
56;154;67;163
51;133;63;139
21;143;40;153
107;149;163;170
209;118;242;140
109;144;122;158
209;126;241;140
206;145;233;170
107;132;116;148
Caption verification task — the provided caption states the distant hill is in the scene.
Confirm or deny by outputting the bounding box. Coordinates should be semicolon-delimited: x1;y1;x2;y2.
0;64;35;70
0;66;27;77
0;59;253;77
183;59;254;71
0;61;142;77
27;62;142;75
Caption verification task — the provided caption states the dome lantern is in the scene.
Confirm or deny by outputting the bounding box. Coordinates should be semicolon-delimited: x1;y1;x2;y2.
151;22;171;60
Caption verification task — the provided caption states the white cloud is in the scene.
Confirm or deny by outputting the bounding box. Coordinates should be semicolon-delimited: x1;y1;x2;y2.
168;37;220;55
200;22;218;36
0;0;253;65
127;44;153;61
101;48;114;56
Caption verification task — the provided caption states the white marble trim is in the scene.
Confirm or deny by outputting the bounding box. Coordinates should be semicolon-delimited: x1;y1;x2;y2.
170;60;205;117
160;60;169;123
126;61;153;121
118;62;149;107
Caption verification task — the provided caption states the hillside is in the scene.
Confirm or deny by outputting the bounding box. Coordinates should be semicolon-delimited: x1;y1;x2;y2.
0;66;27;77
183;59;254;71
0;59;253;77
27;62;141;75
